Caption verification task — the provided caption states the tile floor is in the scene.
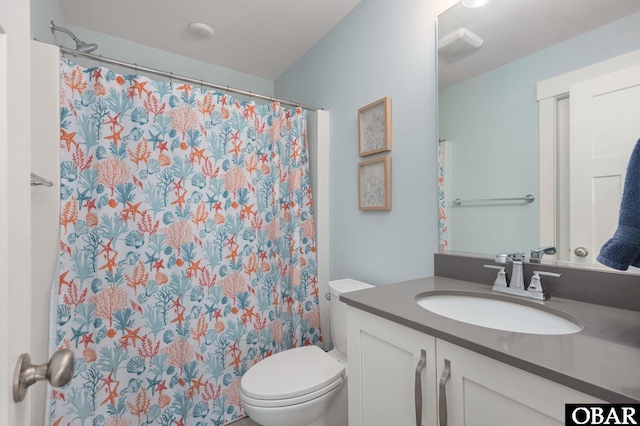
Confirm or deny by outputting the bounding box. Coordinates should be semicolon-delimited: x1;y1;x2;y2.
229;416;259;426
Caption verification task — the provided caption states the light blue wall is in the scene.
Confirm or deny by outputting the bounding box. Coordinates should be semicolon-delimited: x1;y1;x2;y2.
439;12;640;256
275;0;441;285
30;0;274;96
30;0;66;39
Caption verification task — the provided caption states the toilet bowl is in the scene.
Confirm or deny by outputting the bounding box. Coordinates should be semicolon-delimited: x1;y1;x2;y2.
239;279;374;426
240;345;346;426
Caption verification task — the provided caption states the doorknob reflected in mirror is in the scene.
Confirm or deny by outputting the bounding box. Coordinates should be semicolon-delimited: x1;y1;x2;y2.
13;349;75;402
574;247;589;257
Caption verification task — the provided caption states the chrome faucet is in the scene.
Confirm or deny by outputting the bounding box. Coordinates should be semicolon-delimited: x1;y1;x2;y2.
530;246;556;263
484;253;560;300
497;253;526;290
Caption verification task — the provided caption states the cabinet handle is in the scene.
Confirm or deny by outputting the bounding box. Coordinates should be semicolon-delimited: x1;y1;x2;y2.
439;359;451;426
415;349;427;426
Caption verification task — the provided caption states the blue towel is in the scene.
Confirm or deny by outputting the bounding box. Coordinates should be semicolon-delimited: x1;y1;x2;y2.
597;139;640;270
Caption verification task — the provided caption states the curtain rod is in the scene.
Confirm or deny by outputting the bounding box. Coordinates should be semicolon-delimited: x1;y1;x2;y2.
58;46;322;112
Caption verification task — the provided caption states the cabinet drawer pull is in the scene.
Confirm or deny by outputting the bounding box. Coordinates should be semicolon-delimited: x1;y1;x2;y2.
415;349;427;426
439;359;451;426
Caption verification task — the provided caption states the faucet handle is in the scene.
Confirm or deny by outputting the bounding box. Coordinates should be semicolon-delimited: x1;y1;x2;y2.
533;271;561;278
527;271;561;299
484;265;508;287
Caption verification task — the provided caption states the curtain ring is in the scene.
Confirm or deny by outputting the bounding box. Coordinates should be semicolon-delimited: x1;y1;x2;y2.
99;54;103;68
200;79;204;91
134;63;138;74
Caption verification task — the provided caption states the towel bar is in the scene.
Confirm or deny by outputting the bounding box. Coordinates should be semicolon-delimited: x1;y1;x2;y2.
452;194;534;207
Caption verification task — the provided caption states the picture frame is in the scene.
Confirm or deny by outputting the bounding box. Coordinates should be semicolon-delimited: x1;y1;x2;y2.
358;156;392;210
358;96;392;156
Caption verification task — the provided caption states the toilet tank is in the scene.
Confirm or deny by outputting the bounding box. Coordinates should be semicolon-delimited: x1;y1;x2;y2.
328;279;374;356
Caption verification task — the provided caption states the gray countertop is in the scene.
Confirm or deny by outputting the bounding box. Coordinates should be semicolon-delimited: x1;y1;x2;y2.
340;276;640;403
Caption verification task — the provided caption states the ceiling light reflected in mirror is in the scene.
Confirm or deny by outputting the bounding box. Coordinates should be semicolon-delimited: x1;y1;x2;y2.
462;0;491;8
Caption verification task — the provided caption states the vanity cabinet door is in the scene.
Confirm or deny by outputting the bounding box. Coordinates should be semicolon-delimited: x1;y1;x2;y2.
435;339;604;426
347;307;437;426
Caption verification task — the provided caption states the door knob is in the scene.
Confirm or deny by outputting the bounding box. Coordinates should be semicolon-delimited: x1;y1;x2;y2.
574;247;589;257
13;349;75;402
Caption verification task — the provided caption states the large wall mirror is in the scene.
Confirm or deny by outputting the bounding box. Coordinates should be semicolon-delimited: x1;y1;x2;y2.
437;0;640;270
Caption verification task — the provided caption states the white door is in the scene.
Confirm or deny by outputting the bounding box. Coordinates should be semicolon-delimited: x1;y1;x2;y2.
0;0;33;424
569;65;640;264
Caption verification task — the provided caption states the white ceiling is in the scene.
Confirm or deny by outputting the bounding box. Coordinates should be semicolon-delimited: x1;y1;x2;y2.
59;0;640;85
438;0;640;89
60;0;361;81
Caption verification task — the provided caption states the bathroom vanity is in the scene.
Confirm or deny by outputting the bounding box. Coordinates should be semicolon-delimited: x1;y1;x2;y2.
343;275;640;426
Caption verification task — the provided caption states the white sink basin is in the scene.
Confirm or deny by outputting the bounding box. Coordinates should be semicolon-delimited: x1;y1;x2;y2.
416;293;582;335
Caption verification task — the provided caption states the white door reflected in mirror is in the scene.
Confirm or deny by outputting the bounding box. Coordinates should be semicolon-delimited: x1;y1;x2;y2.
539;60;640;264
569;65;640;264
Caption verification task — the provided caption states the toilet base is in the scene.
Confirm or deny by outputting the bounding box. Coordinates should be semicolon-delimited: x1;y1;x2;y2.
245;376;348;426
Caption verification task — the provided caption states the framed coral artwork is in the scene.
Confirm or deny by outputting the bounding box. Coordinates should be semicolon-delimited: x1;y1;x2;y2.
358;96;392;156
358;156;392;210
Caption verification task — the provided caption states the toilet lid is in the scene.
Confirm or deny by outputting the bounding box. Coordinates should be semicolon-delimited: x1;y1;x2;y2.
241;345;345;400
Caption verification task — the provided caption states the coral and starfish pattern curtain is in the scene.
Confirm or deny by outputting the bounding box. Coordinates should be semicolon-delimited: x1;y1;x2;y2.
51;58;321;426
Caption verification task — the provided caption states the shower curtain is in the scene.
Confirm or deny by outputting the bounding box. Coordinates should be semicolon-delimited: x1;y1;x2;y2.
50;57;321;426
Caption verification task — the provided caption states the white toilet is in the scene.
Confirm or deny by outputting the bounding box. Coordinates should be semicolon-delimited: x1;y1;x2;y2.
240;278;374;426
